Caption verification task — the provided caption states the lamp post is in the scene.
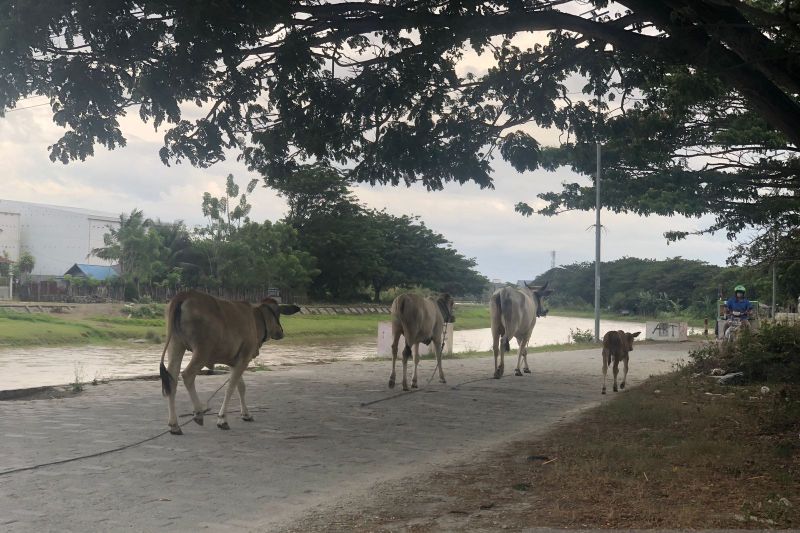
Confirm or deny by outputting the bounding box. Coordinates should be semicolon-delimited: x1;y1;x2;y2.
594;141;601;342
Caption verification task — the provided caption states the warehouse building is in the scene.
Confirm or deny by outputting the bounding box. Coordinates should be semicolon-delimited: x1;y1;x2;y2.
0;199;120;277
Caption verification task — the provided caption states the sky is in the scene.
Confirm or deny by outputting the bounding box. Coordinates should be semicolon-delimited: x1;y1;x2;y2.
0;100;733;283
0;15;736;283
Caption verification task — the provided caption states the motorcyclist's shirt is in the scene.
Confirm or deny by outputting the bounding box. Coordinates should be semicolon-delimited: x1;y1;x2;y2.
726;297;753;314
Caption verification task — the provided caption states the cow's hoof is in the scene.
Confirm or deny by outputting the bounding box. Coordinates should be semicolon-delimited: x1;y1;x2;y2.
601;389;606;395
402;384;410;392
411;382;418;389
440;378;447;384
620;383;626;390
217;421;230;430
169;425;183;435
388;378;395;389
514;369;523;377
493;370;503;379
193;413;204;426
241;415;254;422
523;368;531;374
613;387;618;393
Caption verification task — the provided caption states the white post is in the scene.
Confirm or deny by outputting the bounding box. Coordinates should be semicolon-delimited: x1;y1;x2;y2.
8;273;12;301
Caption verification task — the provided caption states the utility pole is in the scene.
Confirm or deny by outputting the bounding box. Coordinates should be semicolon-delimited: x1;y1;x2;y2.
594;141;601;342
550;250;556;270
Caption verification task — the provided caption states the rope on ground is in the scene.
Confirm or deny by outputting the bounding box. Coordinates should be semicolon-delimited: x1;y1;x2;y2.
0;378;231;478
360;374;497;407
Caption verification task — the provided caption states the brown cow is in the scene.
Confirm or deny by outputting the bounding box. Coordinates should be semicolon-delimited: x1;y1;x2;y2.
159;291;300;434
601;330;641;394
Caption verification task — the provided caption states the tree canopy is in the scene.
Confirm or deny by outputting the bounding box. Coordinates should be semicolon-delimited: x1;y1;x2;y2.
531;256;784;317
2;1;798;248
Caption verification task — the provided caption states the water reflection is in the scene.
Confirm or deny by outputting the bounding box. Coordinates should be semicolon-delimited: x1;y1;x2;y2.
0;316;647;391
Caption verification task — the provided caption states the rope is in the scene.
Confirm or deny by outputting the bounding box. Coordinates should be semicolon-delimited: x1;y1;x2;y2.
0;377;231;478
361;372;495;407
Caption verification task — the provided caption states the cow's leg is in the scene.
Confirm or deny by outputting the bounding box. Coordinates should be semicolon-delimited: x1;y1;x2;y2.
620;354;629;390
237;378;253;421
411;343;420;389
433;332;447;384
492;331;501;379
217;362;248;430
514;335;530;376
165;342;186;435
521;334;532;373
181;357;207;426
388;328;401;389
601;347;610;394
401;340;412;391
612;356;620;393
495;335;506;379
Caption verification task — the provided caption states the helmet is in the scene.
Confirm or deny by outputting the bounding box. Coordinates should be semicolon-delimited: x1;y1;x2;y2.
734;285;746;293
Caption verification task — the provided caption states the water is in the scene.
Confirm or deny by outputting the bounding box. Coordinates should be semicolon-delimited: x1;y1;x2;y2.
0;316;646;391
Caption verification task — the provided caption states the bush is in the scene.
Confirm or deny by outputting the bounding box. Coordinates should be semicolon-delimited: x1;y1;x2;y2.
570;327;595;344
126;303;165;319
687;322;800;383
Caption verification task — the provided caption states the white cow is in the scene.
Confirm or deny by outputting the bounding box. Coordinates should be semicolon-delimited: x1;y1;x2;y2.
388;292;455;391
490;281;552;378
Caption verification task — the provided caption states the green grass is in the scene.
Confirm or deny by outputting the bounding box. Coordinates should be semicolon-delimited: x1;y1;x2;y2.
0;310;164;347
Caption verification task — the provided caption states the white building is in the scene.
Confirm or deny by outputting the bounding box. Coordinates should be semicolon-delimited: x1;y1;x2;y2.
0;199;120;277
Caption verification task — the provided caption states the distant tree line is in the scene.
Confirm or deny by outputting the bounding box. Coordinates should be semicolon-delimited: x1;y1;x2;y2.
531;257;796;318
92;167;488;302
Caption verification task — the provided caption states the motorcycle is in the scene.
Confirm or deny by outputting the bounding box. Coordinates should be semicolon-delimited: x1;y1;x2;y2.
723;310;750;342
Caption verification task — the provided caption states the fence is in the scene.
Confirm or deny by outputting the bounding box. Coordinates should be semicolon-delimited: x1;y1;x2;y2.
15;280;294;304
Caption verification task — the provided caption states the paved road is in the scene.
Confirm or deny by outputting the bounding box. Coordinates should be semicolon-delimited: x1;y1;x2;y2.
0;343;693;532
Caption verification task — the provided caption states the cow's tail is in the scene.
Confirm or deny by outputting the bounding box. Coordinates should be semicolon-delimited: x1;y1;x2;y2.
500;292;515;351
394;295;414;361
492;293;505;337
159;295;186;397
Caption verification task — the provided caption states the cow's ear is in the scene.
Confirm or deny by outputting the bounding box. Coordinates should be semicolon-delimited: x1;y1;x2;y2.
279;304;301;316
631;331;641;338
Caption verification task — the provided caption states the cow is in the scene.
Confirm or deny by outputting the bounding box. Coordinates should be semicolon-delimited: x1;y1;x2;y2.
159;291;300;434
601;330;641;394
388;293;455;391
490;281;552;379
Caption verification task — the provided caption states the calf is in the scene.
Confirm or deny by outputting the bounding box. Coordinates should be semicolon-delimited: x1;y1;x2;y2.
601;330;641;394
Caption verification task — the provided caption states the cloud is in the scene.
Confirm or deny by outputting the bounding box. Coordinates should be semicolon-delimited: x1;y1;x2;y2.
1;98;732;285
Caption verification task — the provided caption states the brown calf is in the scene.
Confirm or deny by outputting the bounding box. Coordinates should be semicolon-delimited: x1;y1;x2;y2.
601;330;641;394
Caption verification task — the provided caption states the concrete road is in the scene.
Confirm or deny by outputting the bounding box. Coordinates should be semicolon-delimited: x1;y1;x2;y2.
0;342;693;532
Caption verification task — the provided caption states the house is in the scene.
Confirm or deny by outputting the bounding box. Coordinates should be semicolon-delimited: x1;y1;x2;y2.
64;263;120;281
0;199;120;278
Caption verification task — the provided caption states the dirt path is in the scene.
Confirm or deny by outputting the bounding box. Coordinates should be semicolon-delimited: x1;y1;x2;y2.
0;342;694;532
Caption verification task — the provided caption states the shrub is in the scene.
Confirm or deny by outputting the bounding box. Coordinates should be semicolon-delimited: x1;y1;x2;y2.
128;303;165;319
687;322;800;383
570;327;595;344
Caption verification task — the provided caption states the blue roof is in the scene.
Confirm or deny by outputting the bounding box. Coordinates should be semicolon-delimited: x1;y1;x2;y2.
64;264;119;281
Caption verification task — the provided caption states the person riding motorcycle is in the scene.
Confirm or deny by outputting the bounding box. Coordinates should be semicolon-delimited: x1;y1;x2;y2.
723;284;753;337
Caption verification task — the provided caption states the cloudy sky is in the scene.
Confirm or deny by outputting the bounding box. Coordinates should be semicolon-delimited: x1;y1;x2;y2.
1;18;735;283
0;100;732;283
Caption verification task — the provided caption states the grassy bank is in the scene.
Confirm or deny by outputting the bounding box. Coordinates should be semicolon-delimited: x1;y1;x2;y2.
0;311;165;347
0;305;493;348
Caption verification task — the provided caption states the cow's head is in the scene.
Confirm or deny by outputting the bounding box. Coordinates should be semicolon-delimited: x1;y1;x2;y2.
437;293;455;323
624;331;641;351
258;298;301;341
524;281;554;318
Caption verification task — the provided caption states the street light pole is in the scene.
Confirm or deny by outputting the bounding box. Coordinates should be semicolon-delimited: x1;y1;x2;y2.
594;140;601;342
